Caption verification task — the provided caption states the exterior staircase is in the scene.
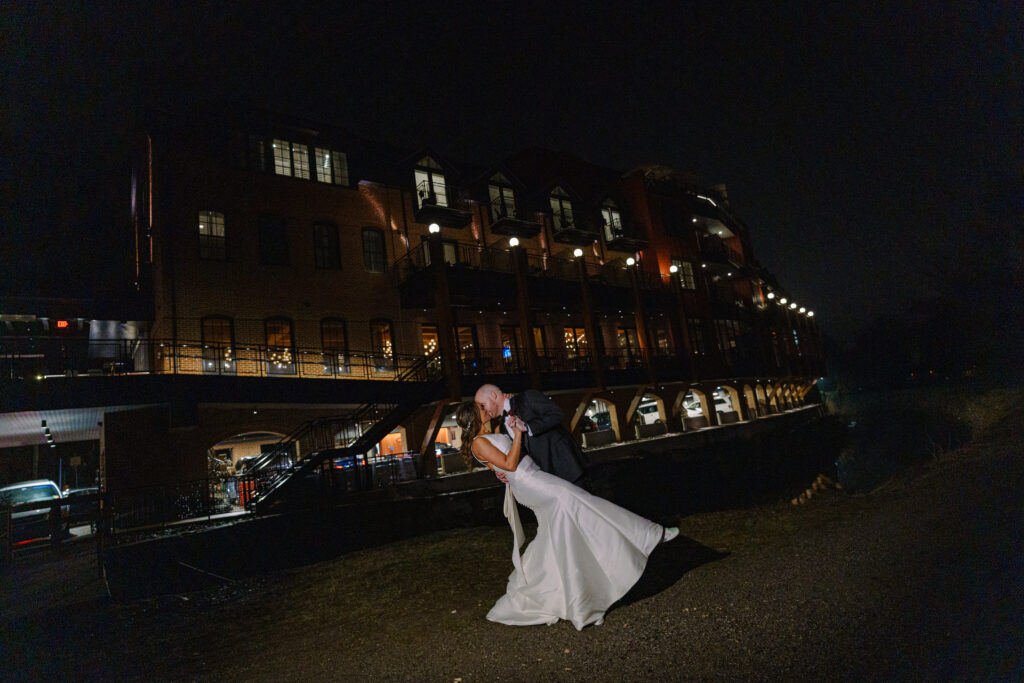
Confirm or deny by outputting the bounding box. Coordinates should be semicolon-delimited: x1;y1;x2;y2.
237;354;447;513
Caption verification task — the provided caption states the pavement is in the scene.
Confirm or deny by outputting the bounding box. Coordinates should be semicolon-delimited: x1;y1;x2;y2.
2;412;1022;681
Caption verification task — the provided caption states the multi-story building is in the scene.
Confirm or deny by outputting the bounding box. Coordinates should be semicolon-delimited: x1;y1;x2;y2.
0;108;822;505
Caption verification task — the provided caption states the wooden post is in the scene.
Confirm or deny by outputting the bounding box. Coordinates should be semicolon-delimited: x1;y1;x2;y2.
626;263;656;384
428;235;462;401
575;255;604;390
511;245;541;388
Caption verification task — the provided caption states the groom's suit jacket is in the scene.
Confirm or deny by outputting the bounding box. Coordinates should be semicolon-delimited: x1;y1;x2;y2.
501;389;589;484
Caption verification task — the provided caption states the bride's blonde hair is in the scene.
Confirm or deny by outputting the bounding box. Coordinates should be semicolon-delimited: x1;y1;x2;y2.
455;400;482;472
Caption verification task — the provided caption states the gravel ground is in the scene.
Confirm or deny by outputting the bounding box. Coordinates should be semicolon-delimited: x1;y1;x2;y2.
3;415;1022;682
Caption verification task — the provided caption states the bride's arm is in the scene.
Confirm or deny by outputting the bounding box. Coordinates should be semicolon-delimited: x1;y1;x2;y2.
471;430;523;472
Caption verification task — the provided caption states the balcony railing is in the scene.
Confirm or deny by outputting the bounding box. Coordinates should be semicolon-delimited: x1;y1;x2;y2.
1;336;434;382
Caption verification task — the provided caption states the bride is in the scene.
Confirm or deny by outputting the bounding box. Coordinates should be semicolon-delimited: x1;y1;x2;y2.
456;400;678;630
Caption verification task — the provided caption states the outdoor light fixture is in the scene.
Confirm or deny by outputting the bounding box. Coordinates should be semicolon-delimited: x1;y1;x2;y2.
807;311;815;317
669;265;678;273
508;237;519;247
767;292;775;300
799;307;806;313
428;223;440;234
790;303;797;309
626;257;635;266
779;297;788;304
573;248;583;258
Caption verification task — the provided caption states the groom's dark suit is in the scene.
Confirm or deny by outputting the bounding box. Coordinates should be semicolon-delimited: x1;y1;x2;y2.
501;389;589;485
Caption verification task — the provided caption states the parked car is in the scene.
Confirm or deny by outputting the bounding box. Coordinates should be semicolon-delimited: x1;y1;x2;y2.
591;411;612;431
637;401;662;425
0;479;64;543
63;487;99;531
684;395;732;417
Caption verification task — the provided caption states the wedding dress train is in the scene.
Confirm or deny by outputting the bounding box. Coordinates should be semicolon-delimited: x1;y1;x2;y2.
478;433;665;630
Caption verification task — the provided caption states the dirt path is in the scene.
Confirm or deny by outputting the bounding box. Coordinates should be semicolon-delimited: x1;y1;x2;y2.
3;418;1022;681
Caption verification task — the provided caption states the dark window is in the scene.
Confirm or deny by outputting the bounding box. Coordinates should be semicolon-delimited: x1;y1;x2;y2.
661;203;688;238
687;318;707;355
313;222;341;269
258;215;289;266
362;227;386;273
199;210;226;260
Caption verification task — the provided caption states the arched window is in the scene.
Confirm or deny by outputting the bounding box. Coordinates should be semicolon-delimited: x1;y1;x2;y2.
201;316;235;375
265;317;296;375
321;318;349;375
370;319;394;372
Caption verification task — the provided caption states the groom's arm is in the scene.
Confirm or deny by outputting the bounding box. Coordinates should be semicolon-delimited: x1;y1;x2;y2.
519;390;565;436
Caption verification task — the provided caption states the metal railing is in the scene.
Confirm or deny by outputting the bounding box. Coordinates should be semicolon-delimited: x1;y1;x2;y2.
1;336;434;381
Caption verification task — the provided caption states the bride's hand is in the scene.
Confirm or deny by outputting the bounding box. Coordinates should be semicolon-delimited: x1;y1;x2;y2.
508;415;527;433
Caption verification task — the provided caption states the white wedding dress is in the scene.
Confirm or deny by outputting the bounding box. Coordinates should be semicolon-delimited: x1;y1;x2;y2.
477;433;665;630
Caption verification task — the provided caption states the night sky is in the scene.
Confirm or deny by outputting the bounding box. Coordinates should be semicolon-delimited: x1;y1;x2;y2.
4;1;1022;339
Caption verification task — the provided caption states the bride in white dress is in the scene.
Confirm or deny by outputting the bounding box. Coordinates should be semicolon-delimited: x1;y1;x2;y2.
455;401;678;631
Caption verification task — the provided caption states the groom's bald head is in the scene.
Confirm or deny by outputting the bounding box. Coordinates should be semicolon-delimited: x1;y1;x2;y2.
475;384;504;421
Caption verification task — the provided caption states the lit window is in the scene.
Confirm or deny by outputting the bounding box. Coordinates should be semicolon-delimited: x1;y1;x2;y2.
563;327;588;358
421;324;439;355
414;157;447;208
549;187;574;231
272;139;292;176
265;318;295;375
370;319;394;370
291;143;310;179
198;210;226;260
489;174;516;221
671;258;696;289
602;201;622;242
315;148;348;186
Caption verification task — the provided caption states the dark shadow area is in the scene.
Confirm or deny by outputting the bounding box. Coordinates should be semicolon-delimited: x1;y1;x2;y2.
609;534;729;614
837;406;973;492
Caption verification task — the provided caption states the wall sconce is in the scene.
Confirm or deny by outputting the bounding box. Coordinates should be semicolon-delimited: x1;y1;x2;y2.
508;237;519;247
766;292;775;300
428;223;440;234
789;302;798;309
573;248;583;258
626;257;635;266
669;264;678;274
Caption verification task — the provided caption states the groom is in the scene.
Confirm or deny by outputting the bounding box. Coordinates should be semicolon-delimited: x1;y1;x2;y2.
474;383;589;485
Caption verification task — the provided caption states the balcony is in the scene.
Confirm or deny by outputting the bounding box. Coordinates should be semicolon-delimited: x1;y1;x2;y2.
604;218;649;252
488;200;541;238
697;233;745;276
413;181;472;229
550;213;599;247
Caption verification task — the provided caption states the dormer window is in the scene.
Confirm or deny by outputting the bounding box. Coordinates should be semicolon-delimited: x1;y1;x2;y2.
414;156;447;208
549;186;574;231
601;201;622;242
272;139;310;179
488;173;516;221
